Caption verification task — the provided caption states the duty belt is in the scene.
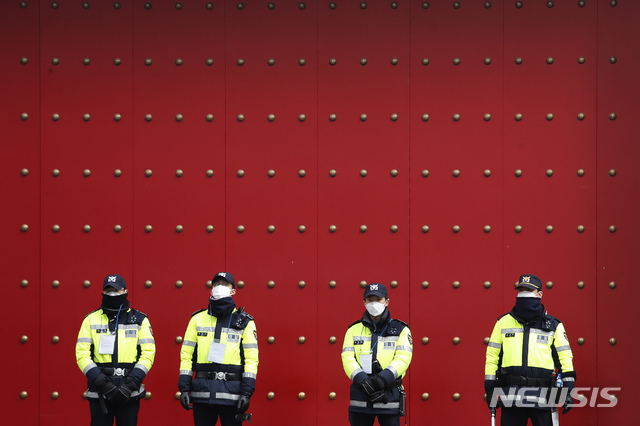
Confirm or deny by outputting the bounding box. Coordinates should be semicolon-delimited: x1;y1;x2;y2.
506;376;551;387
195;371;241;381
101;367;129;377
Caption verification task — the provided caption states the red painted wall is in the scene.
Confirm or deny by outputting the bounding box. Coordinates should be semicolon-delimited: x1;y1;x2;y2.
1;1;638;425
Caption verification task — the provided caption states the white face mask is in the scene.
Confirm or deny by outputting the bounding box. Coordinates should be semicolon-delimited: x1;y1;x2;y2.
211;285;232;300
365;301;386;317
104;292;121;297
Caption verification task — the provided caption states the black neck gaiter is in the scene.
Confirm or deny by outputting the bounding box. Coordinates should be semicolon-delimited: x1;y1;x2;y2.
208;297;236;318
101;293;129;314
513;297;543;322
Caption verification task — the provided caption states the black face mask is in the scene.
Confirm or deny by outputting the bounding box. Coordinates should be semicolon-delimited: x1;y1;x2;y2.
101;293;128;311
208;296;235;318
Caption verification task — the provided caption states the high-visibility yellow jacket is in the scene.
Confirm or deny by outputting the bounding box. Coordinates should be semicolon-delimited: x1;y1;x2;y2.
342;310;413;415
76;307;155;400
178;307;258;406
485;307;575;408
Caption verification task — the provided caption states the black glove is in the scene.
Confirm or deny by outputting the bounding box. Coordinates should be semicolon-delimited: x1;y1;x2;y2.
360;375;386;394
562;394;574;414
485;387;494;410
360;375;388;404
93;374;118;401
111;378;139;405
180;392;192;411
236;393;251;413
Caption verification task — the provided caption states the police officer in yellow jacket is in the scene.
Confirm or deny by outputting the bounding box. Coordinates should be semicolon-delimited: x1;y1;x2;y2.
485;274;575;426
342;283;413;426
76;274;156;426
178;272;258;426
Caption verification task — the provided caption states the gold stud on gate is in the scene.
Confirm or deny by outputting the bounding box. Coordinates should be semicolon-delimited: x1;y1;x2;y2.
546;169;553;177
237;58;244;66
21;224;29;232
21;168;29;176
609;225;616;233
515;225;523;233
21;113;29;121
547;1;554;7
268;225;275;233
484;225;491;233
145;114;153;122
237;3;244;10
421;225;429;233
267;114;275;122
515;1;523;7
52;224;60;233
84;280;91;288
421;281;429;289
483;114;491;121
298;114;306;122
83;58;90;66
609;281;616;289
609;338;617;346
329;225;337;233
329;280;337;289
578;0;585;6
237;170;245;177
515;57;523;65
390;113;398;121
391;58;398;66
52;336;60;344
114;225;122;233
360;281;367;288
546;281;553;289
452;280;460;289
452;58;460;66
484;281;491;289
483;169;491;177
484;57;491;65
175;114;183;122
237;225;245;233
546;225;554;233
145;225;153;233
298;58;306;66
452;169;460;177
514;169;522;177
610;0;617;6
268;280;275;289
360;114;367;121
298;225;306;233
546;113;554;121
453;2;460;9
577;281;585;289
329;336;337;344
360;169;367;177
609;56;617;64
484;1;492;8
21;280;29;288
452;337;460;345
577;225;585;233
267;336;275;344
175;3;182;10
608;169;616;177
484;337;491;345
206;58;214;66
237;114;245;122
422;393;429;401
390;225;398;233
175;280;183;289
421;170;429;177
578;57;585;64
114;3;122;9
577;113;585;121
52;280;60;288
175;225;183;233
390;280;398;288
360;225;367;233
453;393;461;401
267;169;275;177
51;392;59;400
268;3;275;10
83;225;91;233
329;58;337;66
421;337;429;344
145;280;152;289
298;336;306;344
515;113;523;121
360;58;367;66
329;392;337;400
609;113;617;121
52;113;60;121
114;114;122;121
452;113;460;121
145;169;152;177
421;114;429;122
267;392;275;400
546;57;554;65
298;281;306;289
452;225;460;233
21;335;28;343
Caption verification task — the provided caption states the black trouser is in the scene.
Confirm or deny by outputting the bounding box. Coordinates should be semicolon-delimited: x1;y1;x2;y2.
349;411;400;426
501;407;553;426
193;403;241;426
89;399;140;426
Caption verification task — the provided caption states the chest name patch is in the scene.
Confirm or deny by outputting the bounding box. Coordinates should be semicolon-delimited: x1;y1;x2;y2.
537;335;550;344
505;333;516;338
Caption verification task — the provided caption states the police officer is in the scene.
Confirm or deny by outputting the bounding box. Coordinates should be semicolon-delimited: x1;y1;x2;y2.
342;283;413;426
485;274;576;426
178;272;258;426
76;274;156;426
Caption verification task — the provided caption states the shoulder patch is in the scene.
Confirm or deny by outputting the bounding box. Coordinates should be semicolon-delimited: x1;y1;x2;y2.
191;308;206;317
231;308;254;329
